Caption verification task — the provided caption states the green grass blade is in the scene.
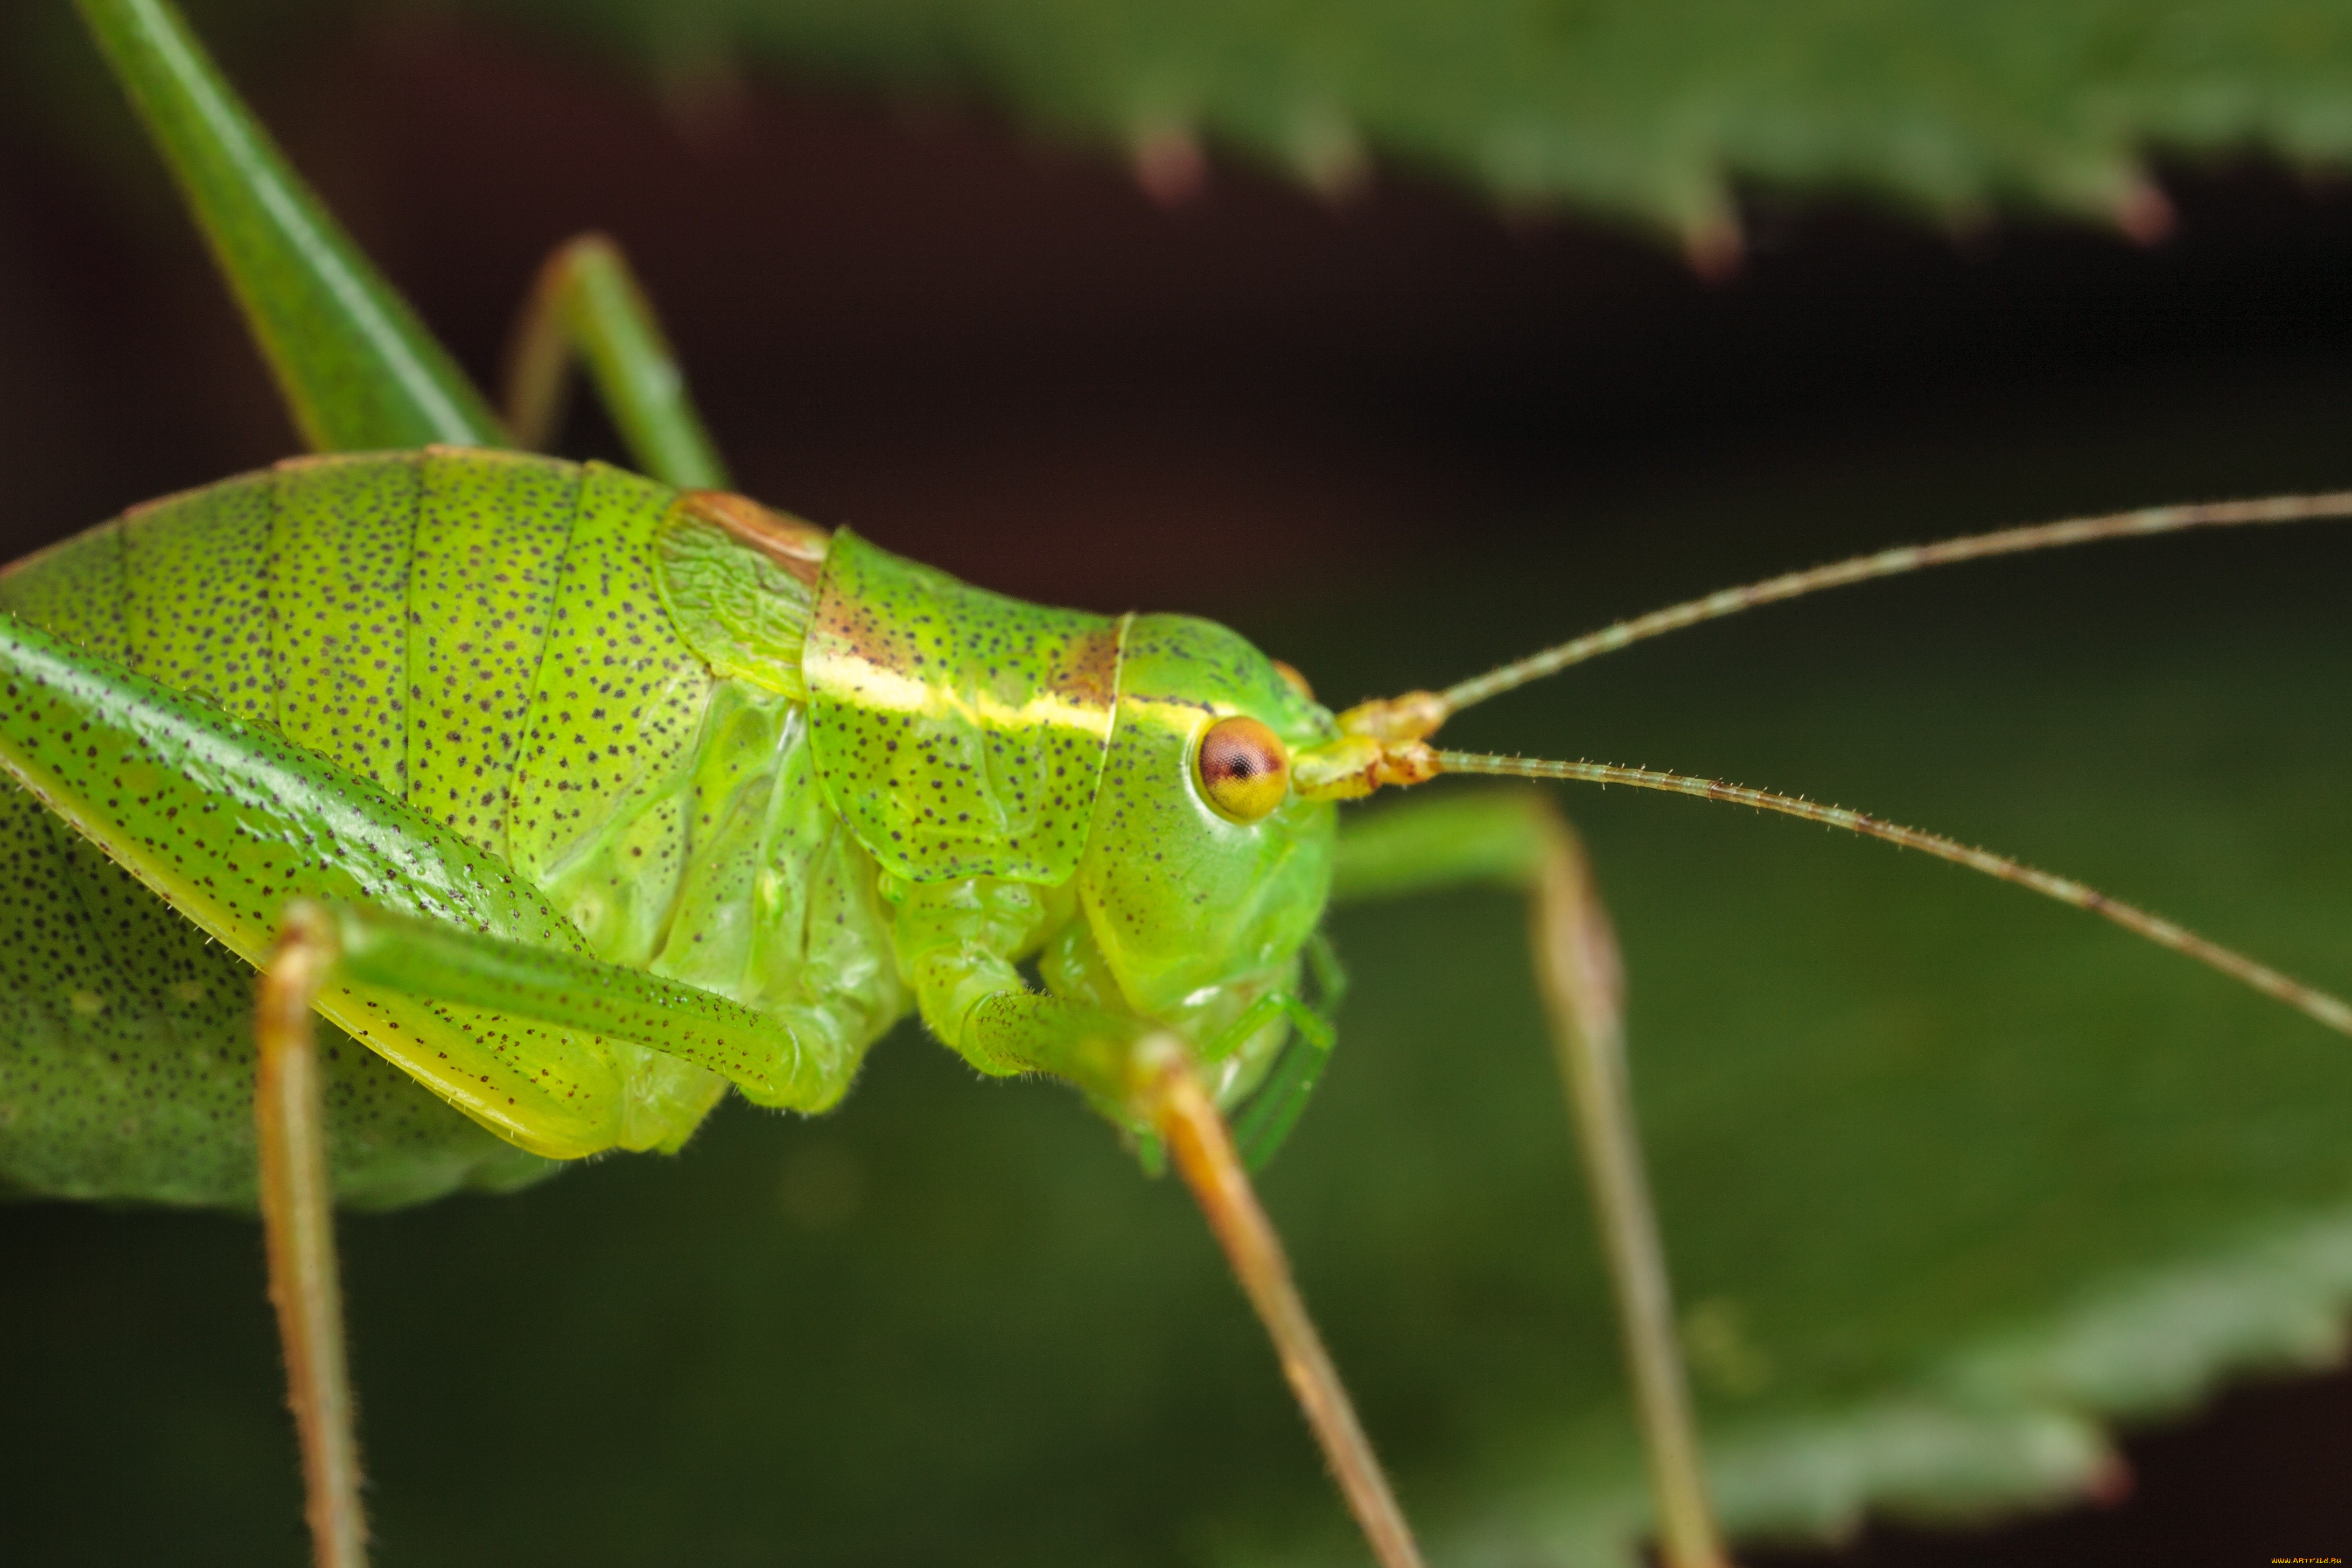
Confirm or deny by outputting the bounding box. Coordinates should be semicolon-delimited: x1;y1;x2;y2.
74;0;504;451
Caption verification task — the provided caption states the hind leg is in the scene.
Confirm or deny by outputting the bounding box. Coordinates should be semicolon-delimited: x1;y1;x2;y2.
502;234;730;489
253;908;367;1568
75;0;501;452
248;894;855;1568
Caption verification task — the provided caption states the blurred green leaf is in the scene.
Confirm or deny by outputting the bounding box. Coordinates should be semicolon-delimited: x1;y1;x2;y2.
5;423;2349;1562
460;0;2352;244
17;0;2351;246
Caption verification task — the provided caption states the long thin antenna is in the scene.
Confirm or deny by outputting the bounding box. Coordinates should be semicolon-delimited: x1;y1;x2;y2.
1433;751;2352;1039
1438;491;2352;716
1142;1041;1426;1568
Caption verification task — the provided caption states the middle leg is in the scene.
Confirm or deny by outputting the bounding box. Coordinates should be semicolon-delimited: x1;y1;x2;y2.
1333;789;1732;1568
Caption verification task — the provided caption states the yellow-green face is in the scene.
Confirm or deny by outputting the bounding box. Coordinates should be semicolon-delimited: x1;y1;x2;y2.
1074;613;1339;1027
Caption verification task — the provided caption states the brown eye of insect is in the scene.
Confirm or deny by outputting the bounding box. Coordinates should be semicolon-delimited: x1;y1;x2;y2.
1197;716;1290;822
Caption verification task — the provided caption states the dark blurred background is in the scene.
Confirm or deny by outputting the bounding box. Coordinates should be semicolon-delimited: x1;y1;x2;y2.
4;5;2352;1564
12;6;2352;612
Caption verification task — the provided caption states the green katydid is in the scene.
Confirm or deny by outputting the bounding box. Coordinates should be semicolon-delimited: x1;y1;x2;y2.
9;2;2352;1564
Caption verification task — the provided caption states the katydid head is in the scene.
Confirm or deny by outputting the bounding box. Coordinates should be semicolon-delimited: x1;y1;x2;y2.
765;524;1346;1109
1069;613;1341;1102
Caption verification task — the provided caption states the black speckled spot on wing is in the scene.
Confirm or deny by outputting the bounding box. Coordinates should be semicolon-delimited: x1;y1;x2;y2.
406;448;579;862
0;796;534;1207
122;471;275;725
0;470;551;1206
508;463;714;967
271;452;423;792
0;454;928;1196
0;607;637;1157
0;508;129;664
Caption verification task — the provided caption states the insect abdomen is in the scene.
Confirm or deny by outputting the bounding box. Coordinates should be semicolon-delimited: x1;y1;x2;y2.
0;453;557;1202
0;449;906;1204
0;450;689;860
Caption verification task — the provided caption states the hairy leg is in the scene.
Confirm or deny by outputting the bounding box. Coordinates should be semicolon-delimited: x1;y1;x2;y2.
248;893;865;1566
890;876;1425;1568
254;907;368;1568
1334;790;1730;1568
1144;1037;1423;1568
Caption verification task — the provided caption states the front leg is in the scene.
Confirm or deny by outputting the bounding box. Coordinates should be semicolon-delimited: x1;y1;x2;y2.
890;873;1427;1568
1335;791;1732;1568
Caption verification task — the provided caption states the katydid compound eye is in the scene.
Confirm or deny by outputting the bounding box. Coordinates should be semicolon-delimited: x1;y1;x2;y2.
1196;716;1290;821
